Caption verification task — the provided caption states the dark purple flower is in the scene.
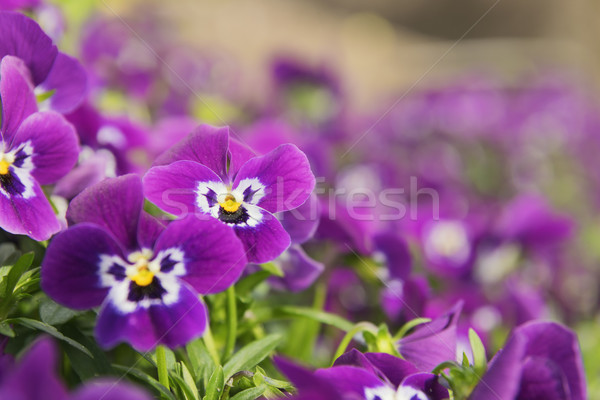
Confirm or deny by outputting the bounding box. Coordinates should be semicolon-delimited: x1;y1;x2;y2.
143;124;316;263
0;11;87;113
41;175;248;351
469;321;586;400
0;337;152;400
277;349;448;400
0;55;79;240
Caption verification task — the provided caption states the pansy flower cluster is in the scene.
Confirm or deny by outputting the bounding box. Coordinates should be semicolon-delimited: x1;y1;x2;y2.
0;3;595;400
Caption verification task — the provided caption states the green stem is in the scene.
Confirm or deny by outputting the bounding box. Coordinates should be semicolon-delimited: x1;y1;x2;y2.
223;285;237;360
203;324;221;365
156;345;170;393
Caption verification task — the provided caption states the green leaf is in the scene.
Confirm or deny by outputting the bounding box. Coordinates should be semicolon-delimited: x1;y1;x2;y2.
186;338;217;386
203;365;224;400
113;364;176;400
236;270;271;299
223;334;283;380
0;321;14;337
4;252;34;297
259;262;284;277
170;372;199;400
229;386;266;400
469;328;487;375
7;317;92;357
36;89;56;103
393;317;432;340
432;361;461;375
40;298;79;325
273;306;353;332
180;362;200;400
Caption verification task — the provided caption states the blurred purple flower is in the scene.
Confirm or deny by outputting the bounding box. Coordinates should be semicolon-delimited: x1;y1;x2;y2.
0;337;152;400
470;321;586;400
0;11;87;113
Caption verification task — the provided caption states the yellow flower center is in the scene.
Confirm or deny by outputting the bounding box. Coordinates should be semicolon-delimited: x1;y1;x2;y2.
131;266;154;286
0;160;10;175
127;249;155;286
220;194;242;213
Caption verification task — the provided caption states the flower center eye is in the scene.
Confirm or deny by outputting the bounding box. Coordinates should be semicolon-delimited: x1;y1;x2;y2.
220;194;242;213
131;265;154;286
0;160;11;175
127;249;155;287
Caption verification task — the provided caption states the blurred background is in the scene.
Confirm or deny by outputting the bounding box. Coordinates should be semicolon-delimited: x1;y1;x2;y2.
41;0;600;396
96;0;600;111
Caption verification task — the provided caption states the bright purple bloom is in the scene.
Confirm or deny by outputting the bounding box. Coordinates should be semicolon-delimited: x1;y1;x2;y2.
469;321;586;400
0;11;87;113
277;349;448;400
143;124;316;263
41;175;248;351
0;56;79;240
0;337;152;400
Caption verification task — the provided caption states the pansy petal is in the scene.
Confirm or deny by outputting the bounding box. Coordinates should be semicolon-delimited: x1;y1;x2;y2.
0;11;57;85
233;143;315;213
373;231;412;282
275;357;342;400
95;283;207;351
0;180;60;240
234;206;291;263
10;111;79;185
137;212;165;250
314;366;386;398
401;373;449;400
38;52;87;113
70;380;152;400
143;160;222;218
0;338;69;400
398;301;462;372
154;215;247;294
0;55;37;140
41;223;124;309
364;353;420;388
67;174;143;250
517;357;570;400
227;136;256;178
517;321;586;400
154;124;229;180
279;192;320;244
469;331;526;400
268;245;323;292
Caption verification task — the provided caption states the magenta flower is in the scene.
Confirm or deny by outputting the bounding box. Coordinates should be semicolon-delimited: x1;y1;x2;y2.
143;124;316;263
41;175;248;351
0;55;79;240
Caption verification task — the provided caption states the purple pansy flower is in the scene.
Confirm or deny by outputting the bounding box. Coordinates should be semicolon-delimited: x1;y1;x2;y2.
143;124;316;263
469;321;586;400
0;11;87;113
0;0;40;11
0;337;152;400
0;55;79;240
277;349;448;400
41;175;248;351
